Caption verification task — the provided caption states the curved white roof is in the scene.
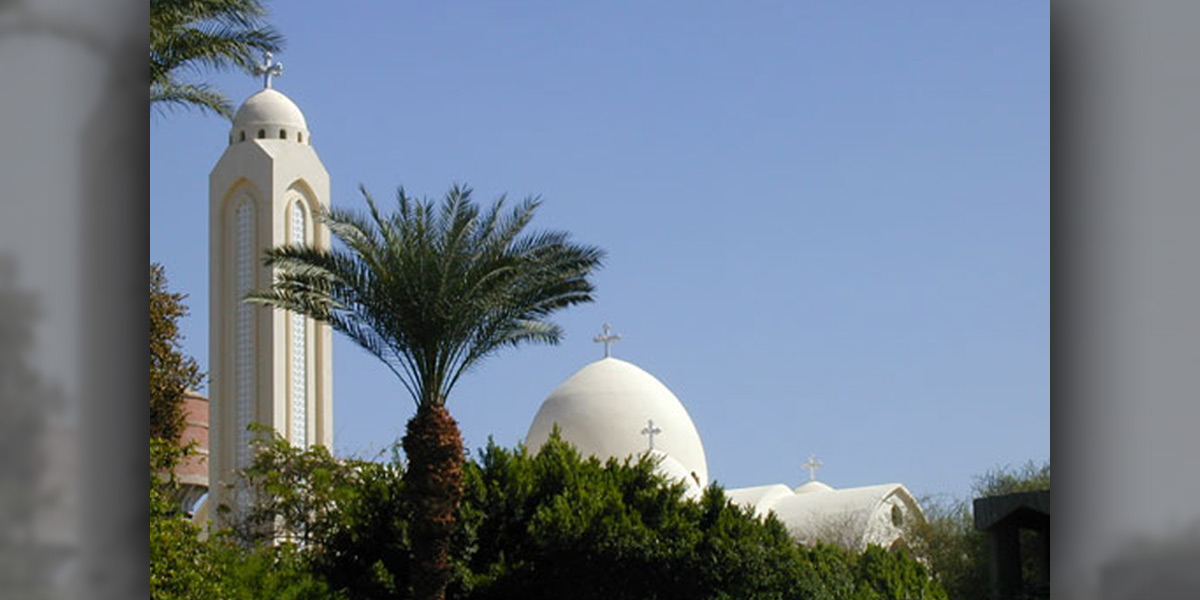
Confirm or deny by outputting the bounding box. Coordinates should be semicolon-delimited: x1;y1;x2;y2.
525;357;709;486
232;88;308;131
769;483;921;549
726;484;795;517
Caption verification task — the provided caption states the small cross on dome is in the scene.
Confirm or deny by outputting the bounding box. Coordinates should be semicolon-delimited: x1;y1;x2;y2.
641;419;662;451
801;455;823;482
593;323;621;358
253;52;283;89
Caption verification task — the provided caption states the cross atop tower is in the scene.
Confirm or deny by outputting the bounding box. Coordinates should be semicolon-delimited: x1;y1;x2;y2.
593;323;621;358
801;454;823;481
253;52;283;89
641;419;662;451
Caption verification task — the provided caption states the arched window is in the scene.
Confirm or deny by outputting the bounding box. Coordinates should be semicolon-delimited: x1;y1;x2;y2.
257;129;265;139
279;129;287;139
239;131;246;142
297;132;303;143
234;197;255;469
288;200;308;447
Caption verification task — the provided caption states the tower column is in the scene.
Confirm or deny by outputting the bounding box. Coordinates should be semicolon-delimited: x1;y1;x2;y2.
208;79;332;525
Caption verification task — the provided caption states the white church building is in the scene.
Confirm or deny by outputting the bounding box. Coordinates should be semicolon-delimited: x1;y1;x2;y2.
200;66;923;550
525;345;923;551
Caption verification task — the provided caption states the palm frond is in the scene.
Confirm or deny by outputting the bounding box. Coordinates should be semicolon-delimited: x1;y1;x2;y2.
150;0;283;116
151;81;232;118
249;184;605;408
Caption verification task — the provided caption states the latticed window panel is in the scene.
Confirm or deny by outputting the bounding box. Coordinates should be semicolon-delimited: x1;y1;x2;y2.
289;200;308;447
235;198;255;470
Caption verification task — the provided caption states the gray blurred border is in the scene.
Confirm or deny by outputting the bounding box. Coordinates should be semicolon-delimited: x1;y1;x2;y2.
3;1;1200;599
1057;1;1200;599
0;1;145;599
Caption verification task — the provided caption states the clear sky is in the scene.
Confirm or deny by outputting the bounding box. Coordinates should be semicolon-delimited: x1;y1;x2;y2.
150;1;1048;502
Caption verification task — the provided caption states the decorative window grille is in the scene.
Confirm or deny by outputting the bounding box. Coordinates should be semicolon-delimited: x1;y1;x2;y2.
235;198;255;469
289;201;308;447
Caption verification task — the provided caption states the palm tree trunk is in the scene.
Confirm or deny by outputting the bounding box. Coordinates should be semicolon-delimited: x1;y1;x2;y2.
402;403;464;600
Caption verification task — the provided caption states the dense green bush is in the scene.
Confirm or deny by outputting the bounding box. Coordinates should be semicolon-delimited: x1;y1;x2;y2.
218;432;944;600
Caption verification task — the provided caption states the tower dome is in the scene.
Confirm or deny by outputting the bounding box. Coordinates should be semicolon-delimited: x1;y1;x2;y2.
230;88;310;144
525;357;709;486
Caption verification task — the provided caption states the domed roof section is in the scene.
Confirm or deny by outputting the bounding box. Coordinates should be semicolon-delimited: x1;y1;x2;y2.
232;88;308;131
525;357;709;487
795;480;836;494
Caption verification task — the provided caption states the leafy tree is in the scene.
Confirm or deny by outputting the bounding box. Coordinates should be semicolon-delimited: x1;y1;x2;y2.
455;436;811;600
852;545;947;600
152;438;340;600
235;431;945;600
906;460;1049;600
974;460;1050;497
215;541;343;600
231;424;365;546
150;0;284;118
150;263;204;445
247;184;604;600
151;445;225;600
238;436;413;598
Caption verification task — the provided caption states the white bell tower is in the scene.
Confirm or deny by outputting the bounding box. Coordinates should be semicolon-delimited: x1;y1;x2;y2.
208;63;333;519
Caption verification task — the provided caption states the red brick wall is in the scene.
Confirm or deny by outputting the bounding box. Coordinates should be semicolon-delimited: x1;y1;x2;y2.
175;391;209;487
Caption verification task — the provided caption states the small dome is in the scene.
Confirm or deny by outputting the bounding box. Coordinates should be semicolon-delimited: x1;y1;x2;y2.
795;480;836;494
232;88;308;132
526;357;709;486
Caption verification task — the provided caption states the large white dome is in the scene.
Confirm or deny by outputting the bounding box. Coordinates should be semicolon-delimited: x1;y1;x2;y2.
525;357;709;486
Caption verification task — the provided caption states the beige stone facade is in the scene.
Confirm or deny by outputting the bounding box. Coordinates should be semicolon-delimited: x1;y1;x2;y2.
208;89;333;524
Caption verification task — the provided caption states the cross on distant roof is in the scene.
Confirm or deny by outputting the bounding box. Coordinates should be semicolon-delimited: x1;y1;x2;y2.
801;455;823;481
593;323;621;358
641;419;662;451
253;52;283;89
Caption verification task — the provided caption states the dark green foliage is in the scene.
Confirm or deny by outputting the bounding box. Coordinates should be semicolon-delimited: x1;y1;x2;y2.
150;263;203;445
152;435;340;600
851;545;947;600
974;460;1050;498
216;542;342;600
231;431;413;598
455;436;808;600
231;431;944;600
151;441;223;600
233;424;365;546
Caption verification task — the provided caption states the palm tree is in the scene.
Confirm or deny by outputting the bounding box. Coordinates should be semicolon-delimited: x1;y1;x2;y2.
247;184;604;600
150;0;283;118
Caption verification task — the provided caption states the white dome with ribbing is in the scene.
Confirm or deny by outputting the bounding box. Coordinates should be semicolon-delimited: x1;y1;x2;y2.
525;357;709;487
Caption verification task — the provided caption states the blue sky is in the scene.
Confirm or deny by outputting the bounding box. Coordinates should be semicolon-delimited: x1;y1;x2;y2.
150;1;1048;501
